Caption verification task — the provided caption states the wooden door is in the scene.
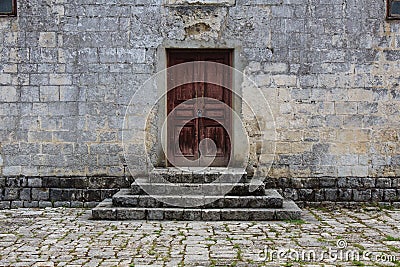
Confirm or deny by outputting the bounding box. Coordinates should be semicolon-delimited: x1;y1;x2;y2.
167;49;232;167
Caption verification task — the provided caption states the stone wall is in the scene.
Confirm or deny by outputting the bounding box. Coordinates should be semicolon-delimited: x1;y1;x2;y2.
0;176;132;209
267;177;400;208
0;0;399;206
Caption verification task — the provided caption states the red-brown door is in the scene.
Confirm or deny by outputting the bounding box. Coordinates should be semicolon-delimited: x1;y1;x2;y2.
167;49;232;167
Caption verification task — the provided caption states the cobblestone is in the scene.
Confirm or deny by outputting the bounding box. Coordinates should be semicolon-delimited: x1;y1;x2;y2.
0;208;399;266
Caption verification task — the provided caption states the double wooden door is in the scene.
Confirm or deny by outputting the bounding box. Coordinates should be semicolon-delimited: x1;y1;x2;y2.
167;49;232;167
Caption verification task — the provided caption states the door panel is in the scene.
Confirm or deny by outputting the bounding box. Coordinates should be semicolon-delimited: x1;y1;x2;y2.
167;49;232;167
177;124;196;157
203;124;228;156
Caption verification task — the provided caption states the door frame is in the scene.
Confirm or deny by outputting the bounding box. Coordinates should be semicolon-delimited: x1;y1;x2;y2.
166;48;233;167
154;41;245;168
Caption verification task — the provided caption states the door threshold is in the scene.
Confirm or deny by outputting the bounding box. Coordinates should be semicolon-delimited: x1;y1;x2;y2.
152;167;246;174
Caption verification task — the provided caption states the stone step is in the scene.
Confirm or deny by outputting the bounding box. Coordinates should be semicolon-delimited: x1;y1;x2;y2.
92;199;302;221
114;189;283;209
146;168;249;184
131;179;266;196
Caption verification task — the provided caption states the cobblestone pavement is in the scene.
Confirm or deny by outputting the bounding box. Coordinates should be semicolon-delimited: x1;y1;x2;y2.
0;207;399;267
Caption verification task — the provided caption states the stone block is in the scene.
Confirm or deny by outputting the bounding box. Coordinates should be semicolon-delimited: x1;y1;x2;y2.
343;115;363;128
202;209;221;221
24;201;39;208
384;189;397;202
392;178;400;188
131;185;144;195
353;189;372;202
71;201;84;208
360;178;375;188
4;188;19;201
339;155;359;166
27;178;43;188
0;74;11;85
220;209;251;220
324;189;338;201
0;201;11;209
338;166;352;177
138;196;160;208
38;201;53;208
336;102;357;114
5;155;31;166
20;188;31;201
20;143;40;154
182;209;202;220
275;201;302;220
264;63;288;73
2;63;17;73
272;75;297;87
116;48;146;64
384;50;400;61
6;177;27;188
250;196;270;208
164;209;184;220
11;201;24;208
99;48;117;63
92;207;116;220
28;131;52;142
39;32;57;47
204;196;223;208
60;86;79;101
0;86;17;102
147;209;164;220
337;189;352;201
283;188;298;200
358;102;378;114
249;209;274;220
376;178;391;188
243;47;273;61
50;189;68;201
303;178;319;188
84;202;99;208
54;201;71;208
271;5;293;18
314;189;325;202
31;188;49;201
363;116;386;127
49;74;72;85
290;178;304;188
347;177;361;188
82;189;102;202
325;115;342;128
40;86;60;101
352;166;368;177
298;189;314;201
319;177;336;188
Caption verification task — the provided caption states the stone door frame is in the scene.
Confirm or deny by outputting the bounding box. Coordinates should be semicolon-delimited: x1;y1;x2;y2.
155;40;245;168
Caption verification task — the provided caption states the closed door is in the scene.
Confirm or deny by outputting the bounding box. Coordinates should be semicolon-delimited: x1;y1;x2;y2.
167;49;232;167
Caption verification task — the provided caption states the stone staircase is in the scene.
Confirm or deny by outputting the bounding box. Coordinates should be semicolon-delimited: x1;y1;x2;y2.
92;168;301;221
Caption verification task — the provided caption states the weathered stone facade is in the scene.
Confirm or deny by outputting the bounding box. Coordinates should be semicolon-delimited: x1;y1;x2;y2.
0;0;399;207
